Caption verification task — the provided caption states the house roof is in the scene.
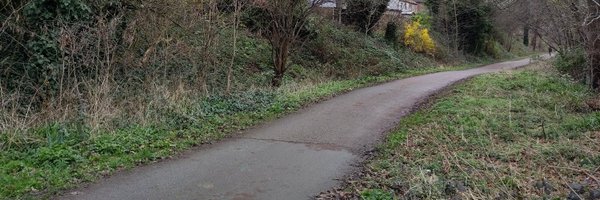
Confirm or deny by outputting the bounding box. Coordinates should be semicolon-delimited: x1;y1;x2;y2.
387;0;418;13
319;0;420;8
320;0;337;8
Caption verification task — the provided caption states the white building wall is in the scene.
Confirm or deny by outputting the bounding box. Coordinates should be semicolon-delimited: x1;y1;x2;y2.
319;0;417;15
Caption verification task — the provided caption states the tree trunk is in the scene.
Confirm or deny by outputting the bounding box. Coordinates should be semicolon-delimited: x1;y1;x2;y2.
592;54;599;89
226;0;240;94
272;69;284;87
272;45;284;87
507;34;513;52
453;0;459;52
523;25;530;47
271;39;290;87
336;0;345;23
532;33;538;51
587;0;600;89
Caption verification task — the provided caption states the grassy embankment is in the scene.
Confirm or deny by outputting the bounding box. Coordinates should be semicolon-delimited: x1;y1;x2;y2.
0;19;527;199
0;60;499;200
338;61;600;199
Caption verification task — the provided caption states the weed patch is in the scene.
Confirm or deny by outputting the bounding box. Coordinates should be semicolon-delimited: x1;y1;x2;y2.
336;63;600;199
0;58;505;199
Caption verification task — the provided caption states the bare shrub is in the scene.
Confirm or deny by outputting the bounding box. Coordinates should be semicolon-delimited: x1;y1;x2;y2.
0;0;234;139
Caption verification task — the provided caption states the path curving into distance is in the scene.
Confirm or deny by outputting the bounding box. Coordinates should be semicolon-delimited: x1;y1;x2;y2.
61;57;543;200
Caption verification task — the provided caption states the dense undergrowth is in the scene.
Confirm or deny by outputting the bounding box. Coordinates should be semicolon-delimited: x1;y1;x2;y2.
0;23;512;199
0;1;530;198
334;61;600;199
0;53;506;199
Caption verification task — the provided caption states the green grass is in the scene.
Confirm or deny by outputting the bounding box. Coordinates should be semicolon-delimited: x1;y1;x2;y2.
0;56;506;199
0;19;515;198
0;5;533;199
341;62;600;199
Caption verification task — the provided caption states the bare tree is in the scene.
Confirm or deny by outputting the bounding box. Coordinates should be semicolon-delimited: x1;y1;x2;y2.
505;0;599;88
335;0;346;23
584;0;600;88
256;0;323;87
343;0;389;35
226;0;244;94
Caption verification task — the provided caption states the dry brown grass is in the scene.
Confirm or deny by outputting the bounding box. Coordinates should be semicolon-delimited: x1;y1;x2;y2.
0;0;234;139
328;62;600;199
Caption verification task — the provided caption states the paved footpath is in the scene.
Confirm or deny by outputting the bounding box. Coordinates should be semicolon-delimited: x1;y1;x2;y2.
61;57;540;200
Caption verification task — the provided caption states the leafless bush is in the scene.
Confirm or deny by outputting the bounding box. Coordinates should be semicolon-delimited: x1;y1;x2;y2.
0;0;235;136
500;0;599;88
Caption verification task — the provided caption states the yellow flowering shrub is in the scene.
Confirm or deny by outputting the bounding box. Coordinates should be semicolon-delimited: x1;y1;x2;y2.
403;20;436;55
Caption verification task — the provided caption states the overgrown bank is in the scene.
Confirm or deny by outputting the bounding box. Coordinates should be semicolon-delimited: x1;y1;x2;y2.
328;61;600;199
0;57;511;199
0;1;531;198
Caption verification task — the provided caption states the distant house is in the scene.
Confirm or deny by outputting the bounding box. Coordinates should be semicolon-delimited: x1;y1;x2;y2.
387;0;420;15
313;0;426;30
252;0;425;16
319;0;339;8
316;0;424;15
251;0;341;9
414;0;427;13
